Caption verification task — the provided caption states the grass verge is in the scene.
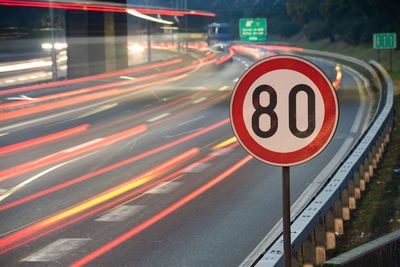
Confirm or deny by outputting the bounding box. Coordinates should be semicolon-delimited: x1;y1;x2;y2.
327;78;400;257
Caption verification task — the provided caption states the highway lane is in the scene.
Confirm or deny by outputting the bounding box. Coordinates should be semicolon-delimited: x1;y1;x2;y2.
0;48;372;266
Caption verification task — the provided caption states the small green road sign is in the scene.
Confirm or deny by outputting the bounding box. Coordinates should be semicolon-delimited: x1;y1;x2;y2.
373;33;397;49
240;18;267;42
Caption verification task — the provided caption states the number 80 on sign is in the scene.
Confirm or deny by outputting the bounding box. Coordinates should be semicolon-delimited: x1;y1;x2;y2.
230;55;339;166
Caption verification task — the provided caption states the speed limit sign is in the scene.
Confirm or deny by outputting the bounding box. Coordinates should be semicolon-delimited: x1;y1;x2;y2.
230;55;339;166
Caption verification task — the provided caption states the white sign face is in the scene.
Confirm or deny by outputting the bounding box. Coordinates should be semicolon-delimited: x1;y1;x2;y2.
230;55;339;166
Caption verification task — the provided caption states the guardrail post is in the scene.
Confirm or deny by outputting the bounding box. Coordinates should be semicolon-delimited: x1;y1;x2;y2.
348;179;356;210
315;222;326;265
292;249;300;267
341;188;350;220
325;209;335;250
372;144;378;169
302;234;314;267
358;165;365;192
364;158;370;183
377;135;384;162
353;171;361;199
334;199;344;235
368;152;374;179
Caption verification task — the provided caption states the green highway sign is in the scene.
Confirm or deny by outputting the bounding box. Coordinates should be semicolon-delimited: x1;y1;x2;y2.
373;33;397;49
240;18;267;42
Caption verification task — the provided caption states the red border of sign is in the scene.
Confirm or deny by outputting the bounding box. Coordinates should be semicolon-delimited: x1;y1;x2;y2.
230;55;339;166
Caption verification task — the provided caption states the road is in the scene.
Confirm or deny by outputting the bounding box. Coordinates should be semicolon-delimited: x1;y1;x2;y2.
0;46;371;266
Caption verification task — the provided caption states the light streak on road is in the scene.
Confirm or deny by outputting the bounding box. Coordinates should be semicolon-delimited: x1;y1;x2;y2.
0;148;200;253
212;137;237;150
0;124;147;182
0;60;52;73
0;124;90;156
71;154;253;267
0;59;217;120
332;64;342;90
0;0;216;17
0;59;183;96
0;119;230;211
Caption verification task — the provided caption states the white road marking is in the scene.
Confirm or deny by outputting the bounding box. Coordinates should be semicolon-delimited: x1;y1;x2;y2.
166;128;203;138
96;205;144;222
0;133;8;137
1;73;187;132
349;71;367;134
0;189;7;195
233;78;239;83
22;238;90;262
120;76;136;80
5;80;15;84
157;86;205;90
0;154;92;202
218;85;229;91
184;163;210;173
192;97;207;104
7;95;36;101
177;116;205;126
62;138;103;153
147;113;170;122
147;182;182;194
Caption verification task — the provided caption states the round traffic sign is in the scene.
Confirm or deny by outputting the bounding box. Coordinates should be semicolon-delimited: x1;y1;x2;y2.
230;55;339;166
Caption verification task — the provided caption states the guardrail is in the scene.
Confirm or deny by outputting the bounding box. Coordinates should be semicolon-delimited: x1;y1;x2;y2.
254;57;394;266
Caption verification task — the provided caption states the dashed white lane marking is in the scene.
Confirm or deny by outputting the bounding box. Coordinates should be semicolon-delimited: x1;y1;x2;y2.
177;115;205;126
119;76;136;80
184;163;210;173
192;97;207;104
62;138;103;153
166;128;204;138
7;95;36;101
96;205;144;222
21;238;90;262
0;133;8;137
0;154;90;202
0;189;7;195
147;113;170;122
218;85;229;91
233;78;239;83
147;182;182;194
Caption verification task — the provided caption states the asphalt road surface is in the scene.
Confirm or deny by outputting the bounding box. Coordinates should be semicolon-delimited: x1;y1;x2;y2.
0;46;372;266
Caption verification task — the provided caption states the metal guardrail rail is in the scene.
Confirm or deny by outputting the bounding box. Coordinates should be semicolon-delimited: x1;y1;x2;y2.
254;58;394;266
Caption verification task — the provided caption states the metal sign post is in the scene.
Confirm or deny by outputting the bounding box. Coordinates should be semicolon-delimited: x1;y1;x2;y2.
282;166;291;267
230;55;339;267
